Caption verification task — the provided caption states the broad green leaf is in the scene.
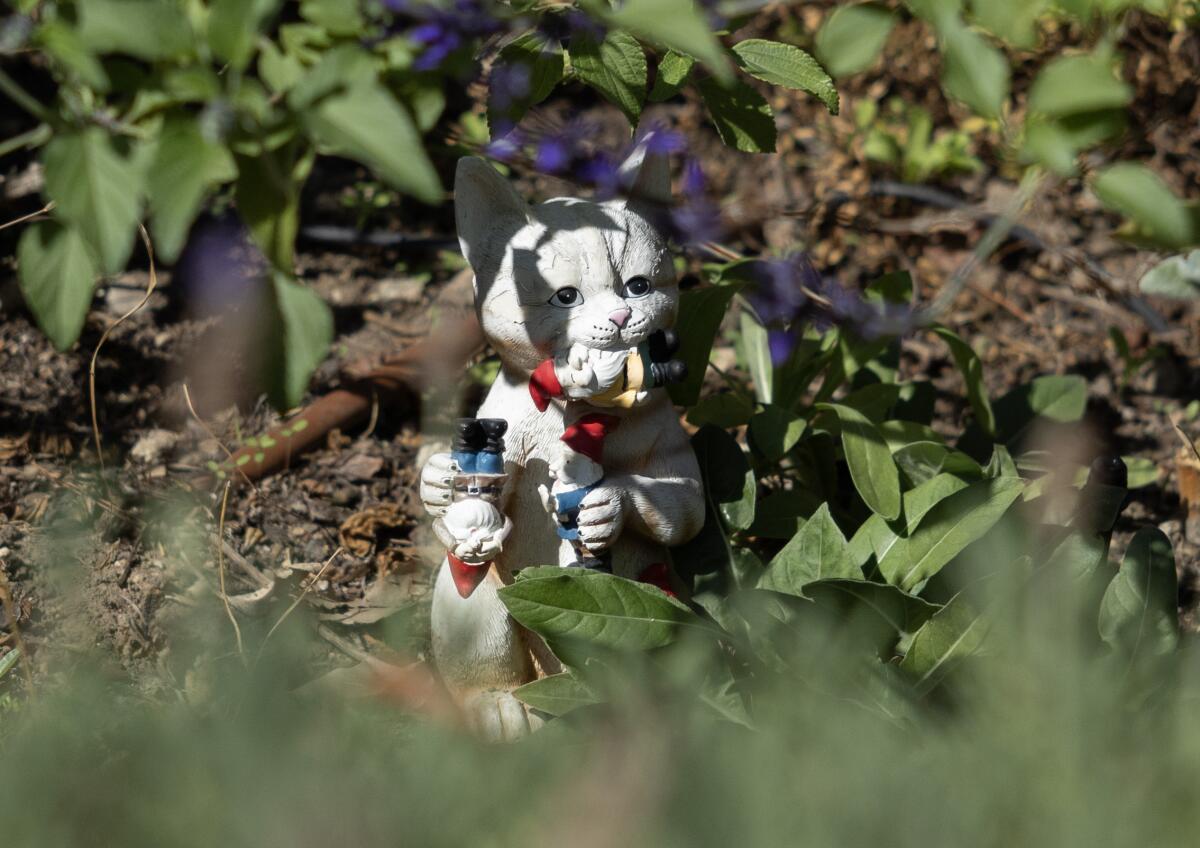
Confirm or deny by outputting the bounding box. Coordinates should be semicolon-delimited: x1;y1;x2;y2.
731;39;839;114
512;673;597;716
43;128;141;275
758;503;860;595
299;0;363;35
488;31;565;129
1028;52;1132;117
259;39;305;94
648;50;695;101
815;3;895;78
1093;162;1195;249
146;115;237;262
697;74;777;153
737;310;773;403
686;392;755;429
668;282;743;406
208;0;281;70
880;477;1023;590
78;0;194;61
969;0;1045;48
570;30;647;126
235;146;312;270
983;444;1020;479
939;20;1009;119
692;425;756;532
805;578;940;638
840;383;901;423
1123;456;1159;489
748;489;822;539
819;403;902;520
961;374;1090;456
879;420;943;451
749;405;806;462
899;594;986;687
932;326;995;436
1044;530;1107;585
1098;527;1179;659
17;221;97;351
302;80;442;203
848;513;892;568
894;442;982;485
901;473;971;533
262;271;334;410
0;647;19;682
1139;250;1200;300
498;570;698;651
607;0;731;82
37;20;109;91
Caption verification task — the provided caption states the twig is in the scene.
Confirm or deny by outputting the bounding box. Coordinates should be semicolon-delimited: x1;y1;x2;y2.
216;481;245;661
1174;420;1200;463
90;223;157;470
254;547;342;667
182;383;259;491
0;123;50;159
0;200;54;232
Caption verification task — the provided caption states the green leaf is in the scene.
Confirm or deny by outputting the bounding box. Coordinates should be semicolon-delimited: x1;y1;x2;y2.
901;473;971;533
262;272;334;410
758;503;860;595
302;80;442;204
697;74;777;153
0;647;20;682
804;578;940;639
648;50;695;101
235;146;312;270
488;32;565;129
737;310;773;403
899;594;986;687
1139;250;1200;299
1028;52;1132;117
606;0;731;82
748;489;823;539
78;0;194;61
1123;456;1159;489
731;39;839;114
749;405;806;462
299;0;363;35
692;425;756;532
42;128;140;275
931;326;995;436
499;570;699;651
146;115;237;263
17;221;97;351
687;393;755;429
815;3;896;78
879;477;1024;591
894;442;983;486
1093;162;1195;249
668;283;743;406
969;0;1045;48
819;403;902;520
512;673;598;717
993;374;1088;443
1098;527;1179;659
208;0;281;70
570;29;647;126
37;20;109;91
939;20;1009;118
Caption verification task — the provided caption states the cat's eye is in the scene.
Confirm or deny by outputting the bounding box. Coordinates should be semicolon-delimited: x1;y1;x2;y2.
548;287;583;307
622;276;652;298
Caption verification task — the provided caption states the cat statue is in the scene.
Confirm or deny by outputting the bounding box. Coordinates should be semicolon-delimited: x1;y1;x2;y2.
419;139;705;740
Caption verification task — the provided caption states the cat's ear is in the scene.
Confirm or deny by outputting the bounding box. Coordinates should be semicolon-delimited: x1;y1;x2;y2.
455;157;530;269
618;134;673;210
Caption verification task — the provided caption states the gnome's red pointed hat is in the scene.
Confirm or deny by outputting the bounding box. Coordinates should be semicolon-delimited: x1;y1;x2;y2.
561;413;620;463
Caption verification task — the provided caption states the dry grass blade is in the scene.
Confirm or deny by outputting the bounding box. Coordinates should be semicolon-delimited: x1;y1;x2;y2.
217;481;246;661
254;547;343;668
0;200;54;232
90;222;158;470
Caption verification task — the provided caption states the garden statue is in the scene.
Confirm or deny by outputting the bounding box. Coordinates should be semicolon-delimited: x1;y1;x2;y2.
419;139;705;739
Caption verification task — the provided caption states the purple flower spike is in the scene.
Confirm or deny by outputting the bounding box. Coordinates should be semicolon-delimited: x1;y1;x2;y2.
768;328;799;365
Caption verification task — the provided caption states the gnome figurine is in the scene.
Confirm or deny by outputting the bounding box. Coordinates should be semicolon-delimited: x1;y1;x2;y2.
539;413;620;570
528;328;688;412
432;417;512;598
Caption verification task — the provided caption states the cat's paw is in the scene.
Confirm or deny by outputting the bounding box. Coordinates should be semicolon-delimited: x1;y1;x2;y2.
576;486;627;551
419;452;457;515
463;689;544;741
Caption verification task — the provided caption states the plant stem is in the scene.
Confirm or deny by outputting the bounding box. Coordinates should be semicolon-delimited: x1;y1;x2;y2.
0;67;49;122
0;122;50;158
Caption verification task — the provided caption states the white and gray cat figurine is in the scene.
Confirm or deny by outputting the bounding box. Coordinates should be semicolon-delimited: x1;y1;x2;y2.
419;139;704;740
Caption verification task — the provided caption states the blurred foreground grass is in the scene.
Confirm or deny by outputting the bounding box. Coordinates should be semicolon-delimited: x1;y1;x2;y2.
2;495;1199;847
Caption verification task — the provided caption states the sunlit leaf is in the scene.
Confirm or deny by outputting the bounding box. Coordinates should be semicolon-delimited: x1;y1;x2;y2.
648;49;695;101
819;403;902;520
1093;162;1196;249
697;75;777;153
731;39;839;114
512;673;598;716
1139;250;1200;300
262;271;334;410
758;504;860;595
17;221;97;351
570;30;646;126
1098;527;1179;660
815;3;895;78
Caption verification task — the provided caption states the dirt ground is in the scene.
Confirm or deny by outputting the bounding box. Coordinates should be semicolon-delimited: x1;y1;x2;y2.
1;7;1198;687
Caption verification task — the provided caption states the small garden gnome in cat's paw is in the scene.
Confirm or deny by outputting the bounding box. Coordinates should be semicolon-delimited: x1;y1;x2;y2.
539;413;621;570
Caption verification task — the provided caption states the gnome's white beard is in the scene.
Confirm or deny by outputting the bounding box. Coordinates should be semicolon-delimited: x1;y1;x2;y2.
558;345;629;399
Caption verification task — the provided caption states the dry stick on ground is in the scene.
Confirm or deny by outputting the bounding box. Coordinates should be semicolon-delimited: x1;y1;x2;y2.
90;223;158;470
254;547;342;668
216;481;246;661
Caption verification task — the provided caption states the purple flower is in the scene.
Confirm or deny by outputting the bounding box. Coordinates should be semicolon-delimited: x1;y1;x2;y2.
746;254;816;327
768;328;799;364
488;62;532;112
387;0;503;71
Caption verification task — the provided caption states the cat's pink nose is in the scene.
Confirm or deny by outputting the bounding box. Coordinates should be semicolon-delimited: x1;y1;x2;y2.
608;308;632;328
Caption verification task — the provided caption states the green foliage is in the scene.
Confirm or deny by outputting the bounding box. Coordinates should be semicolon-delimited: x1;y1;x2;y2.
1093;163;1197;249
1098;528;1179;661
570;29;647;126
815;3;896;78
1139;250;1200;300
858;99;982;183
16;221;97;351
730;39;839;115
